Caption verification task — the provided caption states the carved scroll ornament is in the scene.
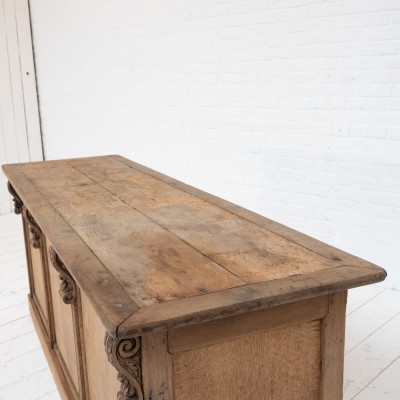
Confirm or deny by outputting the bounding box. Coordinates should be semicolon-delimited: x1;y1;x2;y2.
24;209;42;248
104;333;143;400
7;182;23;214
49;246;77;304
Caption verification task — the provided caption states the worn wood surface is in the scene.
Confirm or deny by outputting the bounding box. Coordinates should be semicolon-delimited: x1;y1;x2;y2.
23;213;48;321
29;296;73;400
119;264;382;337
80;291;120;400
2;211;396;400
2;155;386;336
48;253;80;397
320;291;348;399
168;295;328;354
3;168;139;335
111;155;382;270
142;332;173;400
172;320;321;400
30;245;47;317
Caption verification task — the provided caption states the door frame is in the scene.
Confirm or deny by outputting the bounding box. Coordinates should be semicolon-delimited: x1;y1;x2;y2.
0;0;43;214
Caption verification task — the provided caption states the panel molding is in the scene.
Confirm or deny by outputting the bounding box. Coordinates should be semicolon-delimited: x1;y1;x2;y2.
168;295;329;354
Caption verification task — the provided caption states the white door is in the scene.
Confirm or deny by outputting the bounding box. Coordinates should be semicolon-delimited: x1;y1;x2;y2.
0;0;43;214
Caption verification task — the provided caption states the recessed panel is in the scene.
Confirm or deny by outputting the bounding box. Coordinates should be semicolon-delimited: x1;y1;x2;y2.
173;320;321;400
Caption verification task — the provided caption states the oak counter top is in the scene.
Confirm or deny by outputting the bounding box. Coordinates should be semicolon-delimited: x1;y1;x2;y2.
3;155;386;338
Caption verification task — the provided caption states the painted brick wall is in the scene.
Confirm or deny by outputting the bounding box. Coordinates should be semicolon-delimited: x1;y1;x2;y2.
30;0;400;288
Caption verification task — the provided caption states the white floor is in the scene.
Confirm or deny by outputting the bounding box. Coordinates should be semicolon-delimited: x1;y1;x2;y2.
0;212;399;400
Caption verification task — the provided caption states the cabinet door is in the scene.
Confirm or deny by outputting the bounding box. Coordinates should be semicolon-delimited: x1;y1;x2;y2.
81;291;120;400
47;242;86;400
23;208;51;337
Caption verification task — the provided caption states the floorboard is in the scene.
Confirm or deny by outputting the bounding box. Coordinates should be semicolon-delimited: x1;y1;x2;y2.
353;355;400;399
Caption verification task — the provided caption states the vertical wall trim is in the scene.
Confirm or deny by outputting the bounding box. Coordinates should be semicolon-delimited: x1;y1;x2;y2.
15;0;44;161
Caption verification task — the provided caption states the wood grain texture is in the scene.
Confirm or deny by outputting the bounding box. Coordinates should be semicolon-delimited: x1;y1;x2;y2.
80;291;120;400
70;158;334;283
119;264;383;337
142;332;173;400
29;296;74;400
168;295;328;354
2;157;380;400
172;320;321;400
22;211;35;296
35;178;243;306
22;211;48;327
30;242;47;318
48;253;80;397
47;241;87;399
2;163;139;334
110;155;383;270
320;291;348;400
2;155;386;337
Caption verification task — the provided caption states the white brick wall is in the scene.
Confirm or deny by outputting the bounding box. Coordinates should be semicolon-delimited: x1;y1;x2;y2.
30;0;400;288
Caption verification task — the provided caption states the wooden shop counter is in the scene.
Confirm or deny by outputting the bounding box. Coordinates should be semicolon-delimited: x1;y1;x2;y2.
2;155;386;400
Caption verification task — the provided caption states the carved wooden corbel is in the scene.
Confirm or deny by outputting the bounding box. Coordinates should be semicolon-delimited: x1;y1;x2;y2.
49;246;77;304
24;209;42;248
7;182;23;214
104;333;143;400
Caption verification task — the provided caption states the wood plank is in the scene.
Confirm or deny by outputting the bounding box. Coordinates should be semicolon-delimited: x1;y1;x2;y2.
0;348;51;389
2;157;386;336
28;296;73;400
0;157;392;399
0;367;59;400
80;291;120;400
351;355;400;400
111;155;383;270
142;332;173;400
46;240;87;397
37;180;244;306
0;288;27;311
345;288;400;354
346;284;385;315
0;275;30;293
29;241;48;320
119;265;382;337
48;253;80;395
36;391;61;400
172;320;321;400
2;164;139;334
21;161;245;304
168;295;328;354
72;155;385;283
320;291;347;400
344;311;400;399
0;263;27;283
0;328;40;363
0;315;34;345
71;159;336;284
0;301;29;326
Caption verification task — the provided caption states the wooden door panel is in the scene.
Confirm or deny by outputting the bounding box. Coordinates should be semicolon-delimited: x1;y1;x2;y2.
172;320;321;400
47;241;84;399
22;208;50;334
81;291;120;400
